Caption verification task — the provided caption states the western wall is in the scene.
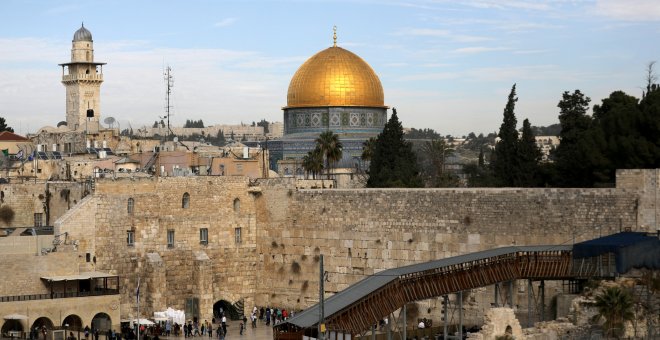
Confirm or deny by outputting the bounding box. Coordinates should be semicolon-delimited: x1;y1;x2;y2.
44;169;658;327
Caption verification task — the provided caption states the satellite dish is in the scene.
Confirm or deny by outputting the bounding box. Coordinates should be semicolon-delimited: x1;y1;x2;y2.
173;136;179;143
104;117;116;127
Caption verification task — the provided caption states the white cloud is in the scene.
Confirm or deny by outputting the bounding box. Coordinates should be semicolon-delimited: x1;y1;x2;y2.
0;37;293;133
460;0;552;11
451;46;508;54
594;0;660;21
213;17;238;27
396;28;491;43
512;49;550;55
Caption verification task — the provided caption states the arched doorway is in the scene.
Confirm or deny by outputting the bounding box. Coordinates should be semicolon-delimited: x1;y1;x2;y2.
31;317;54;340
91;313;111;332
213;300;241;321
62;315;83;331
1;320;24;336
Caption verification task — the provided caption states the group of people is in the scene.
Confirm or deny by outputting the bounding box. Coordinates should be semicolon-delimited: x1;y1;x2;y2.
257;306;293;326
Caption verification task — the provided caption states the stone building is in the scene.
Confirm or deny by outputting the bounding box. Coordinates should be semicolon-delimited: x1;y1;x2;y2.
269;29;388;170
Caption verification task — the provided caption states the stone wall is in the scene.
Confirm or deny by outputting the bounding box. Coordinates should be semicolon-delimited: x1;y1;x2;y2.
57;176;260;321
0;294;121;334
254;185;641;323
0;181;88;228
0;252;79;296
47;169;660;328
616;169;660;230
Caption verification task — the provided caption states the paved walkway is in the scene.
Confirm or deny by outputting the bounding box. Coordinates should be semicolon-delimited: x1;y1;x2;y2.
167;321;273;340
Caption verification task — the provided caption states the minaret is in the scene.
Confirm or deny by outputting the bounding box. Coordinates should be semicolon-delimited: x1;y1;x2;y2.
59;23;106;133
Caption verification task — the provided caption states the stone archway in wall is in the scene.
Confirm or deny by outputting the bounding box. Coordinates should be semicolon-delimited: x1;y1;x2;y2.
213;300;241;321
1;319;24;336
31;317;54;340
91;313;111;332
62;315;83;332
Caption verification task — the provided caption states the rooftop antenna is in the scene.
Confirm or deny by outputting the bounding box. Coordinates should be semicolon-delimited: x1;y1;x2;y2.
163;65;174;140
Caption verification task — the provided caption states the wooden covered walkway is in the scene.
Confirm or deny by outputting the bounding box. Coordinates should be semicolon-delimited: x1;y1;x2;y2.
274;245;575;339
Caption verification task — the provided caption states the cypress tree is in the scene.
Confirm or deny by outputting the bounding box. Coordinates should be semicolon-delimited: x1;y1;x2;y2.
367;109;422;188
516;118;542;186
554;90;594;187
491;84;519;186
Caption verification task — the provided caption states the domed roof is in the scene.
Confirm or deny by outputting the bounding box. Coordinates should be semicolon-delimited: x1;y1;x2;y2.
73;24;92;42
286;46;386;108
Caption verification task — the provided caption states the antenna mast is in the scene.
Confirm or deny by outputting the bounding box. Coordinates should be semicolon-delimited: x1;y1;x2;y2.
164;66;174;139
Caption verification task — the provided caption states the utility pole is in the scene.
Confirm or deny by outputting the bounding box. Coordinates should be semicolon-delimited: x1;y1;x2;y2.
319;254;325;340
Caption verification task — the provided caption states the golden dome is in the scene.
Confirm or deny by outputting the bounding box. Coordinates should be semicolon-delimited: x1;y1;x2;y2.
286;46;386;108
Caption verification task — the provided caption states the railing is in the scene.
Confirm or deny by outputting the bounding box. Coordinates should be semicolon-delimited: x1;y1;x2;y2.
0;289;118;302
62;74;103;82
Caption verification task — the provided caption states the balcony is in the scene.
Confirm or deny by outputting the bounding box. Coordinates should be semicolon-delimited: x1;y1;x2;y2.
0;288;119;302
62;74;104;82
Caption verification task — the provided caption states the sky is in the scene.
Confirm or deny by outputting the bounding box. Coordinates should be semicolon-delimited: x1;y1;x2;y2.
1;0;659;137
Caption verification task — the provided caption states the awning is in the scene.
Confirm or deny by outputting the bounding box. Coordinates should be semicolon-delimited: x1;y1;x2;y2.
41;271;118;281
4;314;28;320
120;319;155;325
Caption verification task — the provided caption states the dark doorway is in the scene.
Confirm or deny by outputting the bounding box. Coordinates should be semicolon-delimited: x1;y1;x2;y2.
91;313;111;332
213;300;240;320
62;315;83;331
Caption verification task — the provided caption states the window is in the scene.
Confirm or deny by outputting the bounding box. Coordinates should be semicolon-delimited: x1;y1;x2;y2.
234;227;242;244
34;213;43;227
233;198;240;214
182;192;190;209
127;231;134;246
127;198;134;215
167;230;175;248
200;228;208;245
236;163;243;174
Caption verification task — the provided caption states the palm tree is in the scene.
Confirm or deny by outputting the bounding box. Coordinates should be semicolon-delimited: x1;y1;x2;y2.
423;139;454;186
302;147;324;179
315;131;343;179
594;286;634;338
361;137;376;161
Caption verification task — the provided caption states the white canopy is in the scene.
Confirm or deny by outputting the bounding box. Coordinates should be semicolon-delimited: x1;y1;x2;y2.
4;314;28;320
121;319;155;326
154;307;185;325
42;271;117;281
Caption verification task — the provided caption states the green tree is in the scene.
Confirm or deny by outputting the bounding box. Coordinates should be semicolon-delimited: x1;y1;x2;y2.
516;118;542;186
554;90;594;187
367;109;422;188
315;131;343;178
594;286;634;338
216;129;226;146
405;128;441;140
422;139;455;187
491;84;520;186
0;117;14;133
361;137;376;161
592;91;653;185
257;119;270;134
302;147;324;179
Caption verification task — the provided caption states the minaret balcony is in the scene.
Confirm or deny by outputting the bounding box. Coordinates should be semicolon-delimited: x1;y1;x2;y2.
62;73;104;82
